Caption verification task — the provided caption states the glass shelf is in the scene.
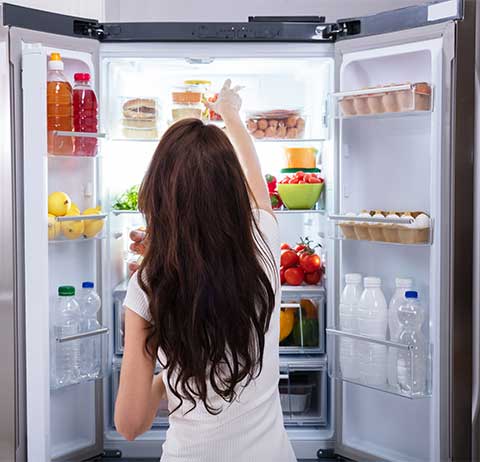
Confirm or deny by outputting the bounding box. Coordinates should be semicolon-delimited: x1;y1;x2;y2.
111;209;142;216
48;236;105;244
254;138;326;144
48;154;101;159
54;213;107;222
52;130;106;138
275;209;326;215
281;285;325;294
327;328;431;399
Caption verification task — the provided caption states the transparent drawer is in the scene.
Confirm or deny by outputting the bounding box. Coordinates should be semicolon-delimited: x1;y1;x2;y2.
279;359;327;426
112;361;169;427
279;292;325;354
327;328;431;399
50;325;109;391
329;213;433;246
332;82;433;119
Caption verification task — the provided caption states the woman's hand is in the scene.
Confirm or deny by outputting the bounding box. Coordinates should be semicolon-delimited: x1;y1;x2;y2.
128;228;147;273
205;79;243;121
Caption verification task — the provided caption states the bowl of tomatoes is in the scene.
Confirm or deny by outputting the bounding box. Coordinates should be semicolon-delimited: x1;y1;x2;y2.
278;170;324;210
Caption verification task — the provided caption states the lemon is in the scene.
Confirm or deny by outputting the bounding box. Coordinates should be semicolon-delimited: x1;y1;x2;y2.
47;213;61;240
82;206;104;238
61;209;84;240
48;191;71;216
70;202;81;215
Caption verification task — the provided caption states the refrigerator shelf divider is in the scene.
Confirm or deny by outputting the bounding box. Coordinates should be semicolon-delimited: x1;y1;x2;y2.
336;110;432;121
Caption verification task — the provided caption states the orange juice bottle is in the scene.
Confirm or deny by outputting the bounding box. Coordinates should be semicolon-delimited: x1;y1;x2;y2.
47;53;73;155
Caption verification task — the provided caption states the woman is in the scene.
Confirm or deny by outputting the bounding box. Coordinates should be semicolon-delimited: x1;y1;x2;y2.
115;80;296;462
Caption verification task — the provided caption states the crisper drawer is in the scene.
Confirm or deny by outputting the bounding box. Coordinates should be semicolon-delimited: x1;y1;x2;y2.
279;358;327;427
113;280;128;355
111;361;169;428
280;288;326;354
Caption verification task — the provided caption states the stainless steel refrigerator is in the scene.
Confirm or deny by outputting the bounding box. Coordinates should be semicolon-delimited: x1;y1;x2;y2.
0;0;476;461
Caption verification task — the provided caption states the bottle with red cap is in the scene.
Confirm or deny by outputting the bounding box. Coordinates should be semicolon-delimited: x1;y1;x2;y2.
73;72;98;156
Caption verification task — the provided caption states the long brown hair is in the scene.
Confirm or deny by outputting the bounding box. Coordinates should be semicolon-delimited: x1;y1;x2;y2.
138;118;276;415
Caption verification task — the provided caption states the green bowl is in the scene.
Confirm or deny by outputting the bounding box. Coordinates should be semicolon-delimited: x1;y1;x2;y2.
278;183;324;210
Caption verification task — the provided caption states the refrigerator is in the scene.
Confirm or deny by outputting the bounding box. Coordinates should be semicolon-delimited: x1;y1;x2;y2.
0;0;476;461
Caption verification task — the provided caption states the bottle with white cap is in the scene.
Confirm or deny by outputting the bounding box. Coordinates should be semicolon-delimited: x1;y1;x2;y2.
47;52;73;154
397;291;427;395
338;273;362;380
387;277;414;387
357;277;388;385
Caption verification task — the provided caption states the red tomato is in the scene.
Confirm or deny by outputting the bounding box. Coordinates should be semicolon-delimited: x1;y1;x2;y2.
281;249;299;269
298;180;306;184
299;252;322;273
295;244;306;253
280;242;291;250
308;176;321;184
304;173;311;182
304;270;322;285
284;267;304;286
294;171;305;179
280;266;286;284
289;178;299;184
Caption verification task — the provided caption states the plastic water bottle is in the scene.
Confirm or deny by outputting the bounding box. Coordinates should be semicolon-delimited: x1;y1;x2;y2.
397;291;427;395
339;273;362;380
387;278;413;387
357;277;388;385
78;281;102;379
53;286;81;387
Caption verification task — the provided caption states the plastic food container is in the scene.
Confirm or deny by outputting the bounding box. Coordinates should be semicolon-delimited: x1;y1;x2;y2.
171;103;203;122
184;80;212;119
396;82;432;112
279;384;314;413
245;109;306;140
283;147;317;169
171;85;202;104
120;96;159;139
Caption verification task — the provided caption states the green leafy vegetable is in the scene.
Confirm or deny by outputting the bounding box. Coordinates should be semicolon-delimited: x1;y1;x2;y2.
112;185;139;211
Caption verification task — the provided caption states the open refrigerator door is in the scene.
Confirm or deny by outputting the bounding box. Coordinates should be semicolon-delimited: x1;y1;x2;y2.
326;5;472;461
15;27;107;461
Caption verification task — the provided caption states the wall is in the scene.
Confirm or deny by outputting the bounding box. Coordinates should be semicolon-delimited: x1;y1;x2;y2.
5;0;104;20
104;0;428;22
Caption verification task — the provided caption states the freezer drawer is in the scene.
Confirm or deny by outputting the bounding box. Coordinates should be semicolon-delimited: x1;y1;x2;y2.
280;290;325;354
112;362;169;428
279;359;328;427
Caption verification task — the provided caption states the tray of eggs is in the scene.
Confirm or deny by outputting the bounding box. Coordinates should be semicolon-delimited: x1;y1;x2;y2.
245;109;306;140
336;82;432;118
336;210;431;244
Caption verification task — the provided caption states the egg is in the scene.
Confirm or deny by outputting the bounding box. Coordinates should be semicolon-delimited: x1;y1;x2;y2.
277;126;287;138
265;126;277;138
286;128;298;139
253;130;265;139
414;213;430;228
286;116;298;128
268;119;279;128
246;119;258;132
257;119;268;130
296;117;306;130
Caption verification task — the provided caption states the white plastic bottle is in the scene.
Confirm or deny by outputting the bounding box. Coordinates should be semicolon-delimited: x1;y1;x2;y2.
339;273;362;380
397;291;427;395
387;278;413;387
78;281;102;379
357;277;388;385
53;285;81;387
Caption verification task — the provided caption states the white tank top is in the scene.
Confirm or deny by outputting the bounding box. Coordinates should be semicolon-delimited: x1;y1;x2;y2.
124;209;297;462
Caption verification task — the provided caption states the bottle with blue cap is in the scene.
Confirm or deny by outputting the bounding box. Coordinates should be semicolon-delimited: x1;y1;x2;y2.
77;281;102;379
396;290;427;395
